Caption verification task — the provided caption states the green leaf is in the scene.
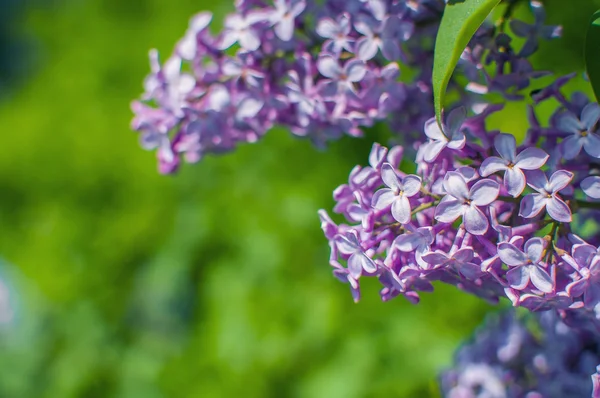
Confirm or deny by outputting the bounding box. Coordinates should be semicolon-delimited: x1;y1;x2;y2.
433;0;501;126
585;9;600;103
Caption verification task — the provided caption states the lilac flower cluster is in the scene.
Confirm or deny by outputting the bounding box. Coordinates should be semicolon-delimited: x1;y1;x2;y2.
440;310;600;398
131;0;444;173
318;1;600;325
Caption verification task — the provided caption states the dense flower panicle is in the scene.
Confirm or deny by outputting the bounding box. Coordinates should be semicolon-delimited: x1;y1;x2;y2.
440;311;600;398
132;0;445;173
317;1;600;327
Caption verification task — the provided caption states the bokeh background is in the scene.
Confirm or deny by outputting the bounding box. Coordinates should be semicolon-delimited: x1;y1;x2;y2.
0;0;598;397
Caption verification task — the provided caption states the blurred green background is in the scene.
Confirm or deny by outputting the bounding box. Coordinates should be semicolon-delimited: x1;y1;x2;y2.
0;0;596;397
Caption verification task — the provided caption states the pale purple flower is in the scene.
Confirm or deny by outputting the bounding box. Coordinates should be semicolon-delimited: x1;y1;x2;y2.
419;108;467;163
498;237;553;293
480;133;548;197
519;170;573;222
371;163;421;223
334;231;377;278
177;12;213;60
422;248;481;279
316;55;366;98
566;243;600;307
316;13;354;54
354;15;412;61
219;12;264;51
393;226;433;268
269;0;306;41
509;0;562;57
558;103;600;159
582;176;600;199
359;0;387;20
435;172;500;235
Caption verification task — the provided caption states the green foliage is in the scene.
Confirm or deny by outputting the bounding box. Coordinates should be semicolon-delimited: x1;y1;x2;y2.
433;0;501;125
585;9;600;102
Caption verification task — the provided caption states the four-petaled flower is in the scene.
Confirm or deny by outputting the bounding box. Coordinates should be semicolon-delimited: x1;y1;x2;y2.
393;226;434;268
371;163;422;223
316;55;367;98
269;0;306;41
422;248;481;279
558;102;600;159
509;0;562;57
334;231;377;279
419;108;467;163
519;170;573;222
566;243;600;307
480;133;548;197
316;13;354;54
354;15;411;61
435;172;500;235
498;237;554;293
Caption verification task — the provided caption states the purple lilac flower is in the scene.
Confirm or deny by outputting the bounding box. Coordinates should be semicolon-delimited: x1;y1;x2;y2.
519;170;573;222
354;15;412;61
480;133;549;197
440;310;600;398
316;55;367;98
269;0;306;41
133;0;445;174
435;172;499;235
419;108;467;163
316;12;354;54
334;231;377;278
558;103;600;159
509;0;562;57
371;163;421;224
498;237;554;293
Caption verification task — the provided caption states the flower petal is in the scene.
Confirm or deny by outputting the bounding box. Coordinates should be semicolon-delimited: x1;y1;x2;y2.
446;107;466;137
498;242;528;266
317;55;341;79
470;179;499;206
514;147;549;169
505;167;526;197
480;156;508;176
582;102;600;129
422;140;447;163
582;176;600;199
529;265;554;293
355;37;379;61
424;117;446;140
557;112;583;134
548;170;574;193
434;200;465;223
494;133;517;163
524;237;545;263
583;133;600;158
464;206;489;235
394;233;423;252
347;253;363;279
443;172;469;201
371;188;396;209
506;266;530;290
391;195;412;224
381;163;401;191
402;175;422;197
519;194;547;219
345;59;367;82
335;234;358;254
546;196;572;222
560;134;584;160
